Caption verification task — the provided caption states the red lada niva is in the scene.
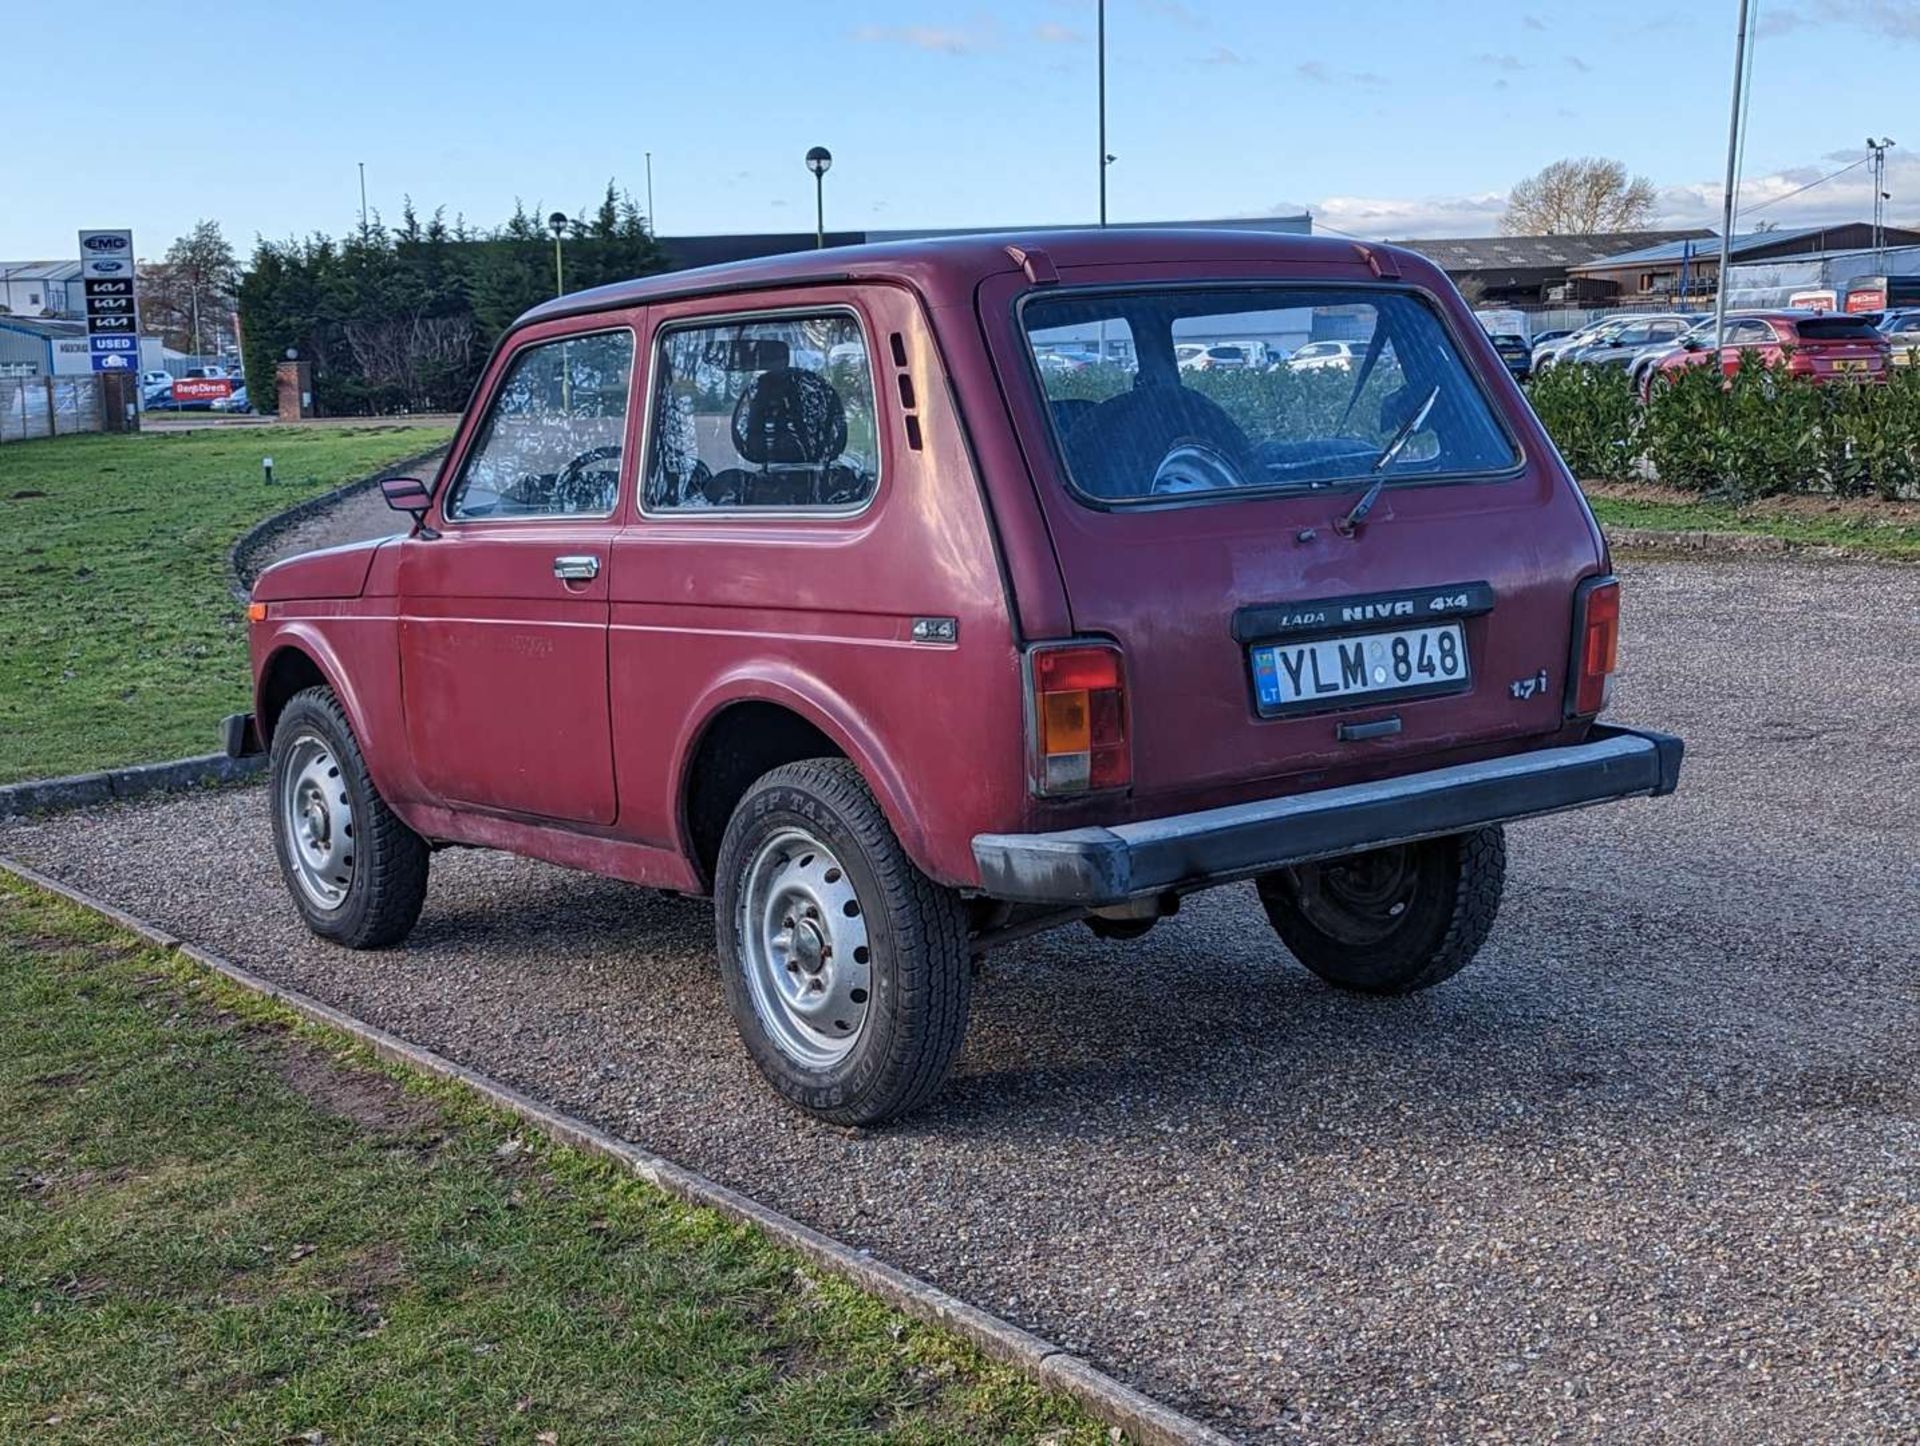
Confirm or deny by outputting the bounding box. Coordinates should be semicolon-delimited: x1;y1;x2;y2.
232;230;1683;1124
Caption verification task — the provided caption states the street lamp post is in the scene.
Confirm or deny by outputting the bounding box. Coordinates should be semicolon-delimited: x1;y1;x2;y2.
806;146;833;248
1867;137;1897;259
547;211;568;298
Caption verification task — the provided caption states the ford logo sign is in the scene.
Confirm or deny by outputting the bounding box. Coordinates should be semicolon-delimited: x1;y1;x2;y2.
83;235;129;251
90;260;126;273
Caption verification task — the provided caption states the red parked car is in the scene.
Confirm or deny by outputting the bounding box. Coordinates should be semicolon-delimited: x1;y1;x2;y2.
230;230;1683;1124
1650;309;1890;389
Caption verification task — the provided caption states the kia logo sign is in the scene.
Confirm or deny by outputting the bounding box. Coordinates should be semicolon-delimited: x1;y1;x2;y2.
82;235;129;252
89;260;126;273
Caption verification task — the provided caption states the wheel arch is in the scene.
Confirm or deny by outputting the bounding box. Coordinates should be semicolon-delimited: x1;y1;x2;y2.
673;676;928;893
254;626;376;760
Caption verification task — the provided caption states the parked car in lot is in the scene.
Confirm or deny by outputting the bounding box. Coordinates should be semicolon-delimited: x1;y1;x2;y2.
232;230;1683;1124
1286;339;1363;372
1488;333;1531;381
1878;308;1920;365
1177;343;1251;371
1565;313;1703;371
213;385;250;412
1532;318;1629;372
1650;310;1890;389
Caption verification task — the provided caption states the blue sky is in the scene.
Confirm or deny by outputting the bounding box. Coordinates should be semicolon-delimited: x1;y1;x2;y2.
4;0;1916;260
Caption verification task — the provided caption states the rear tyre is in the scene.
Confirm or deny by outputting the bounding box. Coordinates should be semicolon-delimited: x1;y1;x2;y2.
715;759;971;1126
1256;827;1505;995
269;686;429;949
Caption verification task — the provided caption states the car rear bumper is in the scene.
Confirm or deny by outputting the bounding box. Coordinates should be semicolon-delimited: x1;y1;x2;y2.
970;724;1683;907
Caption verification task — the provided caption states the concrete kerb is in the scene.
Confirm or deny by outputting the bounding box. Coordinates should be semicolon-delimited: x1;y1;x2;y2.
0;752;265;822
0;853;1232;1446
226;443;449;605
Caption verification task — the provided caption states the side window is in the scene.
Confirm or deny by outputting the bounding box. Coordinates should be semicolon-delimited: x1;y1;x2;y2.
644;312;878;512
445;329;634;520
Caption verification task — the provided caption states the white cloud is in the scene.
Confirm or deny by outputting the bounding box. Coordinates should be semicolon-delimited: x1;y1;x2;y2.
1138;0;1206;29
1656;148;1920;229
851;20;999;55
1299;192;1512;239
1288;142;1920;241
1296;59;1386;86
1033;20;1086;43
1759;0;1920;42
1198;44;1252;65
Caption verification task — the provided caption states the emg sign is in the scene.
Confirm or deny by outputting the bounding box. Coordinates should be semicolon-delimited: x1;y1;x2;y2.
79;230;136;280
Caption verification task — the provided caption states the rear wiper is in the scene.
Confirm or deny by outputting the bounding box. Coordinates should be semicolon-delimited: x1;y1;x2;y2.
1336;386;1439;537
1368;385;1439;475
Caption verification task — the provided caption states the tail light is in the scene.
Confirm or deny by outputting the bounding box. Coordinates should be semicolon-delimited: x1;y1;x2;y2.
1568;576;1620;717
1029;642;1129;795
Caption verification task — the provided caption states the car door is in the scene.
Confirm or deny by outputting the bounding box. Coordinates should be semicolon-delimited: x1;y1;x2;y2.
1721;318;1774;376
396;321;640;826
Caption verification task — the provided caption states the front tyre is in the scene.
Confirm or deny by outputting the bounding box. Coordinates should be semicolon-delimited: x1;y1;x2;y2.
715;759;971;1126
1256;827;1505;995
269;686;428;949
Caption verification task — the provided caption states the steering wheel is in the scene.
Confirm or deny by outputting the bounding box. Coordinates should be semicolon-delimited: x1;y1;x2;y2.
550;444;623;513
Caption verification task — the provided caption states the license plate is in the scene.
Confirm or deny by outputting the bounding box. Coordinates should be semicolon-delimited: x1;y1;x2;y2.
1832;358;1869;373
1251;622;1469;716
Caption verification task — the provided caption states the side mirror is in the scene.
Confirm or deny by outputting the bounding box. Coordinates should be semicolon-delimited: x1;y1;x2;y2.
380;477;437;537
381;476;430;514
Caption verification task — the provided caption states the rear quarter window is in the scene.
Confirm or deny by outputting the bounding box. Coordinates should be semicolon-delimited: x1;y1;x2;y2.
643;310;879;514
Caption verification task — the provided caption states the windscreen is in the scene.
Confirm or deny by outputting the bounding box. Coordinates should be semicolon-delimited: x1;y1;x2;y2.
1023;287;1517;504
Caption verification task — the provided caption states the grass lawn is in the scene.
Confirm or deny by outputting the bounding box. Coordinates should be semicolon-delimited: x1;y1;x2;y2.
1585;487;1920;562
0;874;1104;1443
0;426;453;785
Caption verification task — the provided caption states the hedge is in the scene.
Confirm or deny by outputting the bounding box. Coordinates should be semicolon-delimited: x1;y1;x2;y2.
1526;357;1920;502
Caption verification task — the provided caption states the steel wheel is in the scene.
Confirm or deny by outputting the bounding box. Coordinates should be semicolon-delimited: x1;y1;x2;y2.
738;825;872;1069
279;730;355;912
1286;846;1421;947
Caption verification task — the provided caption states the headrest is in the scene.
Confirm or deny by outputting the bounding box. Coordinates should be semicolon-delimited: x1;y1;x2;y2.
731;368;847;466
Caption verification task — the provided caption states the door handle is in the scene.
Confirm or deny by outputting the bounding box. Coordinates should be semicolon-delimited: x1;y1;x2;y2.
552;554;601;582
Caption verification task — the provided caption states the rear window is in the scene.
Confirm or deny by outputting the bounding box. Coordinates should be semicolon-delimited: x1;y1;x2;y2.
1793;316;1883;342
1023;286;1517;504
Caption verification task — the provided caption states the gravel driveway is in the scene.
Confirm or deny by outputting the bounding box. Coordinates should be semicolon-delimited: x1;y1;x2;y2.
5;556;1915;1443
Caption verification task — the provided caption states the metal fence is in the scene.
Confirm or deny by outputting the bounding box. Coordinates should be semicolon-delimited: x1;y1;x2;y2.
0;375;106;443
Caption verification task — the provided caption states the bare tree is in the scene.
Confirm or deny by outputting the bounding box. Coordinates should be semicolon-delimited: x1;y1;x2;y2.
1502;157;1658;235
141;220;239;354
